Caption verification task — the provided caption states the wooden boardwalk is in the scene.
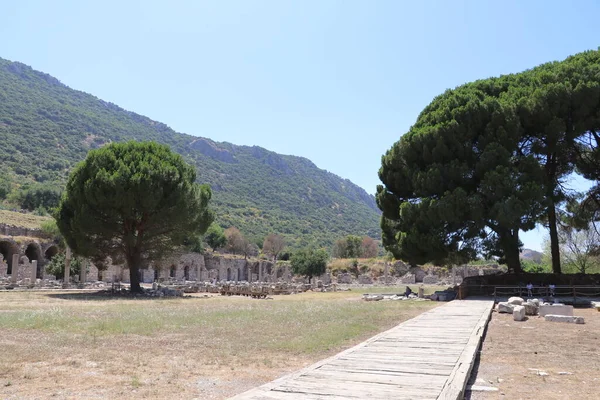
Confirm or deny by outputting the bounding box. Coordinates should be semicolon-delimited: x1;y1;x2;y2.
230;300;494;400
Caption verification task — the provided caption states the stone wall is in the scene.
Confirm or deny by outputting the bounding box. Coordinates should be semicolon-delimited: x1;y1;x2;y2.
0;223;49;239
400;273;416;284
422;274;440;284
96;254;291;284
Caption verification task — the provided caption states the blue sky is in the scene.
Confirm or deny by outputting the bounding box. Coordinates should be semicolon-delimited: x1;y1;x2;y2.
2;0;599;251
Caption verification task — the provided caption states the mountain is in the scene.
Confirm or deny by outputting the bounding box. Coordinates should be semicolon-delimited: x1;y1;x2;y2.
0;57;380;248
520;248;543;263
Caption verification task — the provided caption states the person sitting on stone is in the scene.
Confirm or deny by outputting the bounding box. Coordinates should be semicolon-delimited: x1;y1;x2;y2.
526;281;533;298
548;283;556;297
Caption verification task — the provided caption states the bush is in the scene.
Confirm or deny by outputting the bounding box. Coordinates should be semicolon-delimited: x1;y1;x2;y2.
45;252;84;280
521;259;551;273
16;184;62;211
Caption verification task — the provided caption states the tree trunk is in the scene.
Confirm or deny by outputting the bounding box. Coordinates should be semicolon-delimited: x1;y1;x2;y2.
127;251;142;293
544;152;562;274
499;229;522;274
547;205;562;274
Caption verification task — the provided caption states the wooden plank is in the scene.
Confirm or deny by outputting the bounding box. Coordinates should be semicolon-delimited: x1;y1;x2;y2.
303;369;449;386
437;300;494;400
274;380;440;400
319;362;454;376
229;300;494;400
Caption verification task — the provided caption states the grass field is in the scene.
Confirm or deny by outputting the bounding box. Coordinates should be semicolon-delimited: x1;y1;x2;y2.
0;209;50;230
0;288;442;399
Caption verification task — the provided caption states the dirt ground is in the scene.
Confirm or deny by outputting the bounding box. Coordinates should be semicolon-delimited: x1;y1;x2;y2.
467;307;600;400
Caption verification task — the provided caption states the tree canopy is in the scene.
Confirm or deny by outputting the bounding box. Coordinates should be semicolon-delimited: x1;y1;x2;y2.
378;49;600;273
56;141;214;292
204;223;227;250
263;233;286;261
290;247;329;282
332;235;379;258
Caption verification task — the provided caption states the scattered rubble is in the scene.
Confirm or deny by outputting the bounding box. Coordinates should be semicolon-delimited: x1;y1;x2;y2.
539;304;573;317
513;305;526;321
544;315;585;324
507;296;524;305
496;302;515;314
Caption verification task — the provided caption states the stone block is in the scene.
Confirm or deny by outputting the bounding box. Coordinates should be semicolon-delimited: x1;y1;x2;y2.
400;273;416;284
496;302;514;314
544;315;584;324
513;305;526;321
508;296;524;305
529;298;540;307
358;274;372;284
410;267;426;282
523;302;538;316
539;304;573;317
422;275;439;284
337;273;353;284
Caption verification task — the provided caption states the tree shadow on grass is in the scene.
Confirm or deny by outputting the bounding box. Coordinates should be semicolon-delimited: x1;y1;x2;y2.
44;290;204;301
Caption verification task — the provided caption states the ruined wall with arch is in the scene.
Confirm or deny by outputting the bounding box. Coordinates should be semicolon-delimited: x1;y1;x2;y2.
1;228;292;284
0;236;59;280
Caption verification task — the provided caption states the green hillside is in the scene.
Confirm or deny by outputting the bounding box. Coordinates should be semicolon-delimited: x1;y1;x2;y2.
0;57;380;248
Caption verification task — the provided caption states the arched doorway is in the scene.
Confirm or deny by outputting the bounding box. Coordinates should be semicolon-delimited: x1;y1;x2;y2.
43;245;60;279
0;240;18;275
154;268;160;281
169;265;176;278
227;267;232;281
184;265;190;280
44;245;58;261
25;243;43;278
25;243;42;262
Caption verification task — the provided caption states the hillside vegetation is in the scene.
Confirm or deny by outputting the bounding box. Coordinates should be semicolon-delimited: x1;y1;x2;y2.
0;210;50;230
0;57;380;248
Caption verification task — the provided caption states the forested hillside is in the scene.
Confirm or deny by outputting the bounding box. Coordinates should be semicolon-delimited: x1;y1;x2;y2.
0;57;380;248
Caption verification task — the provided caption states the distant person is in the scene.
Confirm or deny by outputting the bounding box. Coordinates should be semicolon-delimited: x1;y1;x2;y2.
404;286;413;297
548;283;556;297
526;281;533;297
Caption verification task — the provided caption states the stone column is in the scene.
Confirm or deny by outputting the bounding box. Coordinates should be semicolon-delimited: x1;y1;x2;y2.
11;254;19;283
31;260;38;282
384;262;389;284
258;264;263;282
0;259;7;278
63;247;71;287
80;259;87;285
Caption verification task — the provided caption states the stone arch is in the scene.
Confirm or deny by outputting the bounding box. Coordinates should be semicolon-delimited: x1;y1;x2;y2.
184;265;190;280
0;240;19;274
25;242;43;278
25;242;42;262
44;245;59;261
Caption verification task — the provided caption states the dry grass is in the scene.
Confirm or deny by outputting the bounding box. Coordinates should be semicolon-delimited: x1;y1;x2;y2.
0;210;50;230
0;289;440;399
467;307;600;400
